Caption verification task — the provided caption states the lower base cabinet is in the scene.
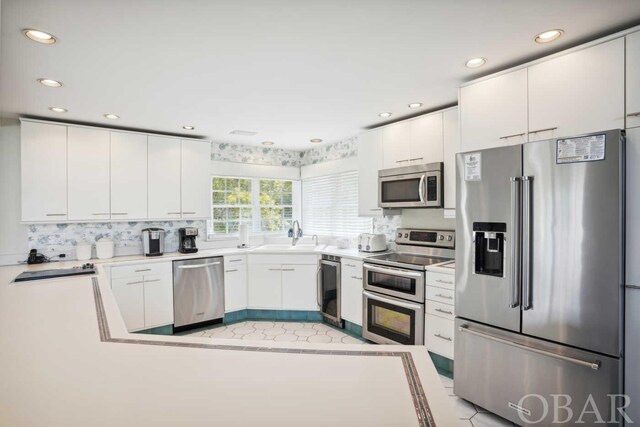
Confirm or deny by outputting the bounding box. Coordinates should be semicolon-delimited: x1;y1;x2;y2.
341;259;363;326
282;264;318;310
224;255;247;312
248;264;283;308
112;276;145;331
425;314;454;359
143;273;174;328
425;268;455;359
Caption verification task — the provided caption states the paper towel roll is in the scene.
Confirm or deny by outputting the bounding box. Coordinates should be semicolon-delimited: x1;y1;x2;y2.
238;224;249;248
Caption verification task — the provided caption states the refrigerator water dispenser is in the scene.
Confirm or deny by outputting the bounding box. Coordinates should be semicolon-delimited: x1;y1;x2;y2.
473;222;506;277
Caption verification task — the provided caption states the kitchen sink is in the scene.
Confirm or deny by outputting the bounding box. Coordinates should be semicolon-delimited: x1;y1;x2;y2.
251;244;322;252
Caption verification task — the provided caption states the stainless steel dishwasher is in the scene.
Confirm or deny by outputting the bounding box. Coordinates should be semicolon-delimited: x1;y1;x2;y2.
173;257;224;332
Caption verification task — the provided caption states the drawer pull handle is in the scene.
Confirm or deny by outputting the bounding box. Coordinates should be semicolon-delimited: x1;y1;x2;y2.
144;279;160;283
395;159;409;163
126;280;144;285
167;212;181;215
345;263;356;268
111;213;128;215
370;208;382;211
135;269;152;272
268;268;281;271
409;157;423;161
225;269;238;273
182;211;196;215
436;279;453;285
46;213;66;216
499;132;526;140
628;112;640;117
282;268;295;271
435;308;453;315
528;127;557;134
435;293;453;299
229;259;243;263
92;213;110;216
351;276;363;280
434;333;452;342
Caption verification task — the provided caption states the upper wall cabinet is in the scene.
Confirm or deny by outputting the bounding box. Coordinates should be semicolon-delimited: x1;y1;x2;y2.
442;108;459;213
21;121;68;222
148;136;182;220
358;128;383;217
111;131;148;220
67;127;111;221
382;111;444;168
459;68;528;152
627;31;640;129
181;139;211;219
528;38;624;141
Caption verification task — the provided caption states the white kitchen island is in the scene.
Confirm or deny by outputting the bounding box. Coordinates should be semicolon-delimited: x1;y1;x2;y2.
0;255;458;427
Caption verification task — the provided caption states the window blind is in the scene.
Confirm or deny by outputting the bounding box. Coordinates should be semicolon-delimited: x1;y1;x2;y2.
302;171;373;237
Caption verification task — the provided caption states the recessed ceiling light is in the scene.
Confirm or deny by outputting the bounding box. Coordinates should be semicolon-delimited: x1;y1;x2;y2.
48;107;67;113
37;78;62;88
379;112;392;118
24;29;56;44
261;141;274;146
103;114;119;120
408;103;423;109
535;29;564;44
310;138;323;143
182;125;195;130
465;57;487;68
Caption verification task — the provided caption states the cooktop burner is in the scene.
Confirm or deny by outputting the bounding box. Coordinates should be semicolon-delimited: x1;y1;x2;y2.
366;253;451;270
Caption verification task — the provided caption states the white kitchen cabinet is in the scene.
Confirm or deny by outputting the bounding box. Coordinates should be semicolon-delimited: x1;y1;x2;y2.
528;38;624;141
341;259;363;326
625;287;640;424
148;135;182;219
20;121;68;222
281;264;318;310
627;127;640;287
442;108;459;214
460;68;528;151
382;121;411;168
357;129;383;217
409;112;444;165
143;273;174;328
248;264;282;309
627;31;640;129
110;132;148;220
425;265;455;359
224;255;247;312
67;127;111;221
181;139;211;219
425;314;454;359
111;276;145;331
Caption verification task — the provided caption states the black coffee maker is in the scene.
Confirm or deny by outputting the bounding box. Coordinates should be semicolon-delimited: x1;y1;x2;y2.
178;227;199;254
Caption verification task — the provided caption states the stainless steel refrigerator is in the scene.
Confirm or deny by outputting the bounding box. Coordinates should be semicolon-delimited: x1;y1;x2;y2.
454;130;625;426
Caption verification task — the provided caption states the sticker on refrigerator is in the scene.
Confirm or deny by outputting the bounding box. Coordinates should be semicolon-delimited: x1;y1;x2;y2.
464;153;482;181
556;134;606;164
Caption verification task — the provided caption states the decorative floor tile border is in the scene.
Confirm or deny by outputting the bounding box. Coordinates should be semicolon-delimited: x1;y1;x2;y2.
91;278;436;427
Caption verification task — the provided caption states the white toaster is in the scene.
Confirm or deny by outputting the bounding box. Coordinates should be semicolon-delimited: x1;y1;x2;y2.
357;233;387;252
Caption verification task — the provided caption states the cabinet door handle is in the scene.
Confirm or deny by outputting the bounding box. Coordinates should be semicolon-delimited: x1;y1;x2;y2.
225;269;238;273
111;212;128;216
435;293;453;300
92;213;110;216
528;127;557;134
282;268;295;271
435;308;453;315
395;159;409;163
351;275;362;280
229;259;243;263
370;208;382;211
628;112;640;117
167;212;181;215
409;157;423;161
436;279;453;285
46;213;66;216
126;280;144;285
144;278;160;283
345;263;356;268
499;132;526;140
182;211;196;215
268;268;281;271
135;269;151;272
434;333;452;342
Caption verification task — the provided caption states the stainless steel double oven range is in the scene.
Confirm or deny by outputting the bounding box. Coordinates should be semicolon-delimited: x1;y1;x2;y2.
363;228;454;345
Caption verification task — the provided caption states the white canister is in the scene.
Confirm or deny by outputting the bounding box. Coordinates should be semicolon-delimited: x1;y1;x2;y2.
76;241;93;261
95;238;115;259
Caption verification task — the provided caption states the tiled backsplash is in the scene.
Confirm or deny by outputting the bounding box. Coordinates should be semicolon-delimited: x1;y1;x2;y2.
28;221;207;257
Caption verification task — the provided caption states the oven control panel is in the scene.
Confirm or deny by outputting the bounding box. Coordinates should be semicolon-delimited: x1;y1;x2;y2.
395;228;455;248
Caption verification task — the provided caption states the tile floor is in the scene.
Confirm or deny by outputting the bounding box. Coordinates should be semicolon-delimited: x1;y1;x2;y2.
438;375;518;427
185;320;366;344
185;321;516;426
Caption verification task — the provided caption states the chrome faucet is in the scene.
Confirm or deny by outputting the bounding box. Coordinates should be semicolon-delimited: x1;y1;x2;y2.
291;220;302;246
312;234;319;246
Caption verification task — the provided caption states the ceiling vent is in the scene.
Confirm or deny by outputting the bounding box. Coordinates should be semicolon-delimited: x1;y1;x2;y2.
229;129;257;136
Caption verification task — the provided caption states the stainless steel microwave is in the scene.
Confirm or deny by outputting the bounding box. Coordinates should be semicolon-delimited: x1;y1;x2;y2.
378;163;443;208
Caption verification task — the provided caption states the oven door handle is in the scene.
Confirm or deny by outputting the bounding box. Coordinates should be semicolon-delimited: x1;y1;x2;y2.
364;264;424;279
363;290;424;311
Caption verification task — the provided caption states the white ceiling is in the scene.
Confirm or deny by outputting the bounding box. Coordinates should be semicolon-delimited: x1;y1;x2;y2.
1;0;640;150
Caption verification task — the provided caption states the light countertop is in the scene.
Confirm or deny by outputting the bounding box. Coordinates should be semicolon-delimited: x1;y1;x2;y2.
0;246;458;427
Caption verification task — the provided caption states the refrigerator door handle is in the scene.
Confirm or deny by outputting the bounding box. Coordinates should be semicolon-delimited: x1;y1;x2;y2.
458;324;601;371
522;176;533;310
509;177;521;308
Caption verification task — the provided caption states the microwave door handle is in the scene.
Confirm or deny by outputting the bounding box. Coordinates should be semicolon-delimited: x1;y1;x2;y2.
418;174;426;203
